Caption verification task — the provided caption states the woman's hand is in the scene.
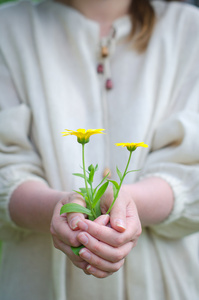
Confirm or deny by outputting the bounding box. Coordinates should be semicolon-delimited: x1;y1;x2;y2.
50;185;142;278
74;185;142;278
50;192;89;270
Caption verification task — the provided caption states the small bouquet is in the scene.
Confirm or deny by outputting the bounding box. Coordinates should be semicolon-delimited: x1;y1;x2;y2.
60;128;148;254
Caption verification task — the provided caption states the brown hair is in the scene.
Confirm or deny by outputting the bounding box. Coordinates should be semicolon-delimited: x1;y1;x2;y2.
129;0;180;52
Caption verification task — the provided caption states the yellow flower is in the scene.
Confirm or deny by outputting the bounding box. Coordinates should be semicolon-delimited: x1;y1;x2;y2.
115;142;148;152
61;128;105;144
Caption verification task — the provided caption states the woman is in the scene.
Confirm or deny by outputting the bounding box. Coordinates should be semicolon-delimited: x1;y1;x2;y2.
0;0;199;299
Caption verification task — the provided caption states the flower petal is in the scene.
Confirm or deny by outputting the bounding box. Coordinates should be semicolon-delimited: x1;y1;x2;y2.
115;142;148;151
61;128;105;144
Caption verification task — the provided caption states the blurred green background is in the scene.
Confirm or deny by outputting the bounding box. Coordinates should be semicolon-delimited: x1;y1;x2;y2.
0;241;2;262
0;0;40;4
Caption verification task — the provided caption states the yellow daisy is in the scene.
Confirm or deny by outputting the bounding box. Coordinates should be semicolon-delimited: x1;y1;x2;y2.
115;142;148;152
61;128;105;144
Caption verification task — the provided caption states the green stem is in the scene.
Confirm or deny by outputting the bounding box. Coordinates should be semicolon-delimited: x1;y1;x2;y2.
106;150;133;214
82;143;97;219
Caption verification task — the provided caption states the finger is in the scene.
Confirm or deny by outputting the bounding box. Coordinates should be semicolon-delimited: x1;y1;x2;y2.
67;214;86;230
108;189;142;238
51;218;82;247
51;201;82;247
52;236;88;270
83;269;92;276
100;187;126;232
75;214;110;233
85;265;113;279
77;219;131;247
63;192;87;230
100;186;113;214
93;214;110;226
77;231;134;262
109;197;126;233
79;247;124;272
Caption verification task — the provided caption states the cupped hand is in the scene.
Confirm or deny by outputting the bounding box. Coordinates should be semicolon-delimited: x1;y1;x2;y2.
76;185;142;278
50;192;88;270
50;185;142;278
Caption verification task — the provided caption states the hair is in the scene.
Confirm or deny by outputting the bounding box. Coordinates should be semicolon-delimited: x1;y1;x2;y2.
129;0;181;52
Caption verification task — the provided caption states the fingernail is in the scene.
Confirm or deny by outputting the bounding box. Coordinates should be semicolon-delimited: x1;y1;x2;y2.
79;248;91;260
115;219;126;230
70;216;81;230
78;233;88;245
83;270;91;276
86;265;96;274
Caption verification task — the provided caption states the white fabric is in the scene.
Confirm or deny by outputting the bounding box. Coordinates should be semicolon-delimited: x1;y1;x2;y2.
0;0;199;299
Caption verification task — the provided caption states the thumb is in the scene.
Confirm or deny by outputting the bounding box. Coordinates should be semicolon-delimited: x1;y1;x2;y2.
94;214;110;226
109;197;126;233
63;192;87;230
101;186;126;232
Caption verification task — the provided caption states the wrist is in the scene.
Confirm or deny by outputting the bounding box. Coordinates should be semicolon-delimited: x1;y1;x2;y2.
9;180;67;233
122;177;174;227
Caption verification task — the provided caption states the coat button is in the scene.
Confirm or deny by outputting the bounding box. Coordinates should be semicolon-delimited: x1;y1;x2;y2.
103;167;111;178
105;79;113;90
97;63;104;73
101;46;109;57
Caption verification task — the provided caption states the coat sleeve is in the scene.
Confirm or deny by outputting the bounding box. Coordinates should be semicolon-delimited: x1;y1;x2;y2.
141;73;199;239
0;52;48;240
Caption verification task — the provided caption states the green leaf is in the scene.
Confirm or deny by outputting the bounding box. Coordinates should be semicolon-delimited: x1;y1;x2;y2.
78;188;92;207
92;181;109;208
108;180;119;191
79;187;92;196
112;184;118;199
116;166;123;180
80;165;89;174
73;173;89;182
79;187;87;194
95;200;102;218
88;167;95;183
71;245;85;256
60;203;92;216
88;215;95;221
88;164;94;172
79;187;92;200
73;190;84;197
126;169;141;175
72;190;89;207
94;164;99;171
93;172;110;195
